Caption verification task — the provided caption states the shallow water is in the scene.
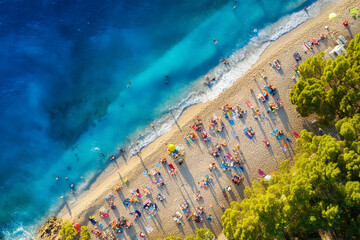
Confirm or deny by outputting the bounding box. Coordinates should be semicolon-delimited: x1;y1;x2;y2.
0;0;336;238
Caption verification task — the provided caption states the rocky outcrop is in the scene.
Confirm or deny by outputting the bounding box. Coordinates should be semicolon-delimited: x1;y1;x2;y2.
37;217;63;240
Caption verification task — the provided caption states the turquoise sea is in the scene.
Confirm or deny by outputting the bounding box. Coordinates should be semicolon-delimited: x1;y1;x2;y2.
0;0;337;238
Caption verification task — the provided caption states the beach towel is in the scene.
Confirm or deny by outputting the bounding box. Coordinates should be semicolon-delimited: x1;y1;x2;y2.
282;142;289;148
281;146;287;153
156;163;162;169
258;169;265;177
231;130;238;139
143;170;149;177
271;128;283;140
286;137;293;143
262;138;270;146
306;41;313;48
143;199;151;208
168;163;175;171
232;112;237;121
302;44;309;52
245;100;253;108
229;119;235;125
292;131;300;138
123;198;131;207
243;127;253;139
145;225;154;233
179;201;190;213
176;144;185;151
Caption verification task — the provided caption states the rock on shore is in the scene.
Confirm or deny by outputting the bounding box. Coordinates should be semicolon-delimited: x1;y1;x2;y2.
37;217;62;240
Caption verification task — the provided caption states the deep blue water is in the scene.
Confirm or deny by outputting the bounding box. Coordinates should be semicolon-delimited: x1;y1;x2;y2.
0;0;323;238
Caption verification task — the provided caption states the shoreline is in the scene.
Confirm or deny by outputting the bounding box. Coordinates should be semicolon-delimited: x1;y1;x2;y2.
54;0;360;239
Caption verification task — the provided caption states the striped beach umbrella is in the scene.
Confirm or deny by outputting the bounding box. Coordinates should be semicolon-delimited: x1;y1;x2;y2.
262;88;268;97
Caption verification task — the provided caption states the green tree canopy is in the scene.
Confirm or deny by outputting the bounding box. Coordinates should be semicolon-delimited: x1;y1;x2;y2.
80;226;90;240
221;130;360;240
290;33;360;127
60;221;77;240
335;113;360;142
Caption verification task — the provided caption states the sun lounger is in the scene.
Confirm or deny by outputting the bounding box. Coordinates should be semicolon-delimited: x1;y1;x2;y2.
338;35;347;45
282;142;289;148
150;168;157;176
281;146;287;153
336;39;343;45
231;130;239;139
229;119;235;125
236;166;244;172
286;137;292;143
156;163;162;169
143;170;149;177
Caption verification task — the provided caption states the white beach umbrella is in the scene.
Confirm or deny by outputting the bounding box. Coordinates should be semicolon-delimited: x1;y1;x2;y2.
264;175;273;181
329;12;338;20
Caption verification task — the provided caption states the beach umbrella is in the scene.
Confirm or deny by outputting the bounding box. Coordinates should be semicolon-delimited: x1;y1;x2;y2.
350;8;358;15
350;8;358;18
329;12;338;20
168;144;176;152
262;88;268;97
264;175;273;181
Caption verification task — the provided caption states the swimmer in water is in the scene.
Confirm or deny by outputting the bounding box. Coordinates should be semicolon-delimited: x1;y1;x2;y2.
213;39;218;44
253;28;257;33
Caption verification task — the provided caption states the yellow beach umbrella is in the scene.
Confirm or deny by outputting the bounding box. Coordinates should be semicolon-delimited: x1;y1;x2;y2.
329;12;338;20
168;144;176;152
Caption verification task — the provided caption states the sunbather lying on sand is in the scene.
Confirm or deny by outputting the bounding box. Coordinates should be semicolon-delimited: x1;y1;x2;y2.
209;162;217;171
208;148;219;157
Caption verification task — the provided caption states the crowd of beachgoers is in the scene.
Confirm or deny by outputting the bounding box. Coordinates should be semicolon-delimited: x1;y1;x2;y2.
54;2;360;239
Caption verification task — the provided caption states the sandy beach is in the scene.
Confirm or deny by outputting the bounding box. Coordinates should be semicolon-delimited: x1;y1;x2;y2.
57;0;360;239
